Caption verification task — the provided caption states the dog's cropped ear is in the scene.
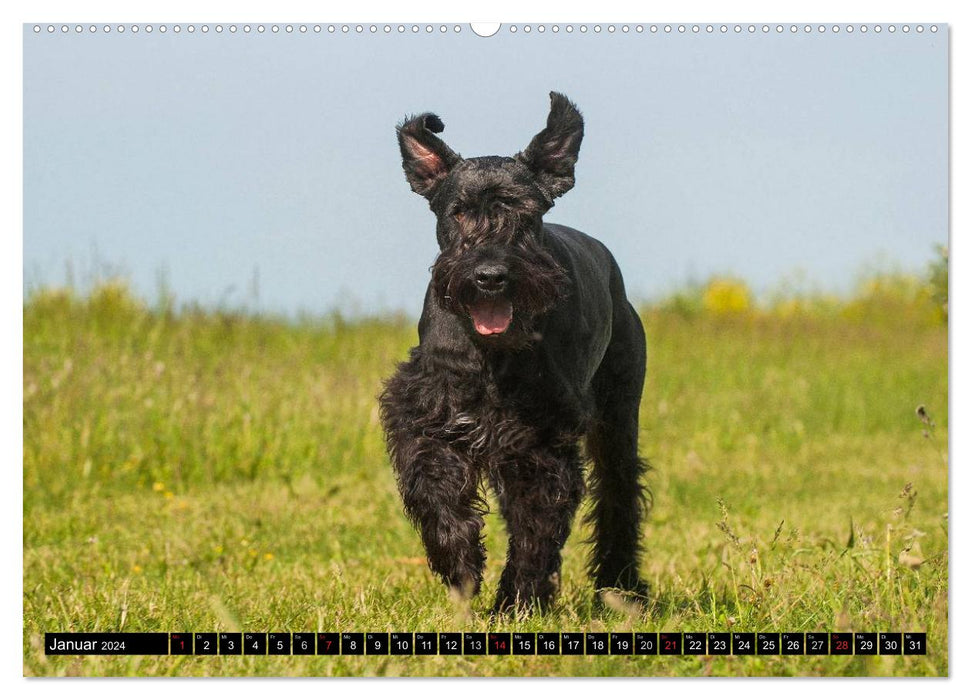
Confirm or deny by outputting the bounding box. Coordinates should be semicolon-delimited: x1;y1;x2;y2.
397;113;462;200
516;92;584;201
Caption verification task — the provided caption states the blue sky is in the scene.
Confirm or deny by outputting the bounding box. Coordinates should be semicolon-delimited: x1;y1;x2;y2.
23;23;947;314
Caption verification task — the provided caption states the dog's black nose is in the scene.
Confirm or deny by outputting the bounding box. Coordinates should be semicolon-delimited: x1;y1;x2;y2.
474;263;509;292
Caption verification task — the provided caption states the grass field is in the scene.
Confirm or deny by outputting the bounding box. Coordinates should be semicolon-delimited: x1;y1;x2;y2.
22;275;948;676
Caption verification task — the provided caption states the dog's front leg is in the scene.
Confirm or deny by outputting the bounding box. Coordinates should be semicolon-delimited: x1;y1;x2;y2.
392;436;487;598
490;443;585;615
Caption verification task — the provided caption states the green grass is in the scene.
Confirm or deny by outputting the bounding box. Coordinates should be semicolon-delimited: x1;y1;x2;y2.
23;282;948;676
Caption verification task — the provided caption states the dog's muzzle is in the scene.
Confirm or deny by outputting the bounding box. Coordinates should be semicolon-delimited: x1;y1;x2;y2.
469;262;513;335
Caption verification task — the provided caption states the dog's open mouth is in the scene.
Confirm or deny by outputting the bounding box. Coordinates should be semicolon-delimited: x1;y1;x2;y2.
469;299;513;335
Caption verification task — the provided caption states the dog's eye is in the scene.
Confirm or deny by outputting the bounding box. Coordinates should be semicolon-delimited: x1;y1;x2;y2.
453;211;466;224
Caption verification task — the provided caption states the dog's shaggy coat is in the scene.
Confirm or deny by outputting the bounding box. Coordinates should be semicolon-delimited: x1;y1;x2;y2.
380;93;649;613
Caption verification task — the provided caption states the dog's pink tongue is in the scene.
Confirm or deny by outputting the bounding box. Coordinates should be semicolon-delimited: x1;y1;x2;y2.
470;300;513;335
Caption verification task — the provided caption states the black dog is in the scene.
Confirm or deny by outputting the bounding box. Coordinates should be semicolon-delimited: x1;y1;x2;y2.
380;92;649;614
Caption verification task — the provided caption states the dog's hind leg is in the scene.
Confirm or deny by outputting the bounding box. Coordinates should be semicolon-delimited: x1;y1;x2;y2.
586;300;650;596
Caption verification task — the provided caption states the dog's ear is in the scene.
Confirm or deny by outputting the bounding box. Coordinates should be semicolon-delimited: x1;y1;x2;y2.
517;92;584;201
397;113;462;200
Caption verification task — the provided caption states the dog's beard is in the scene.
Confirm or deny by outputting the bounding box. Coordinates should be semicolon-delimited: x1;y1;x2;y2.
431;246;570;344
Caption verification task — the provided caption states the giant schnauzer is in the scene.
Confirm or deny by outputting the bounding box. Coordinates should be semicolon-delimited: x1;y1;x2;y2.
380;92;649;614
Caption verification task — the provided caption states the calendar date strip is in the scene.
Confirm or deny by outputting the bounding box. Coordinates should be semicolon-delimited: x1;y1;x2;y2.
44;631;927;656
